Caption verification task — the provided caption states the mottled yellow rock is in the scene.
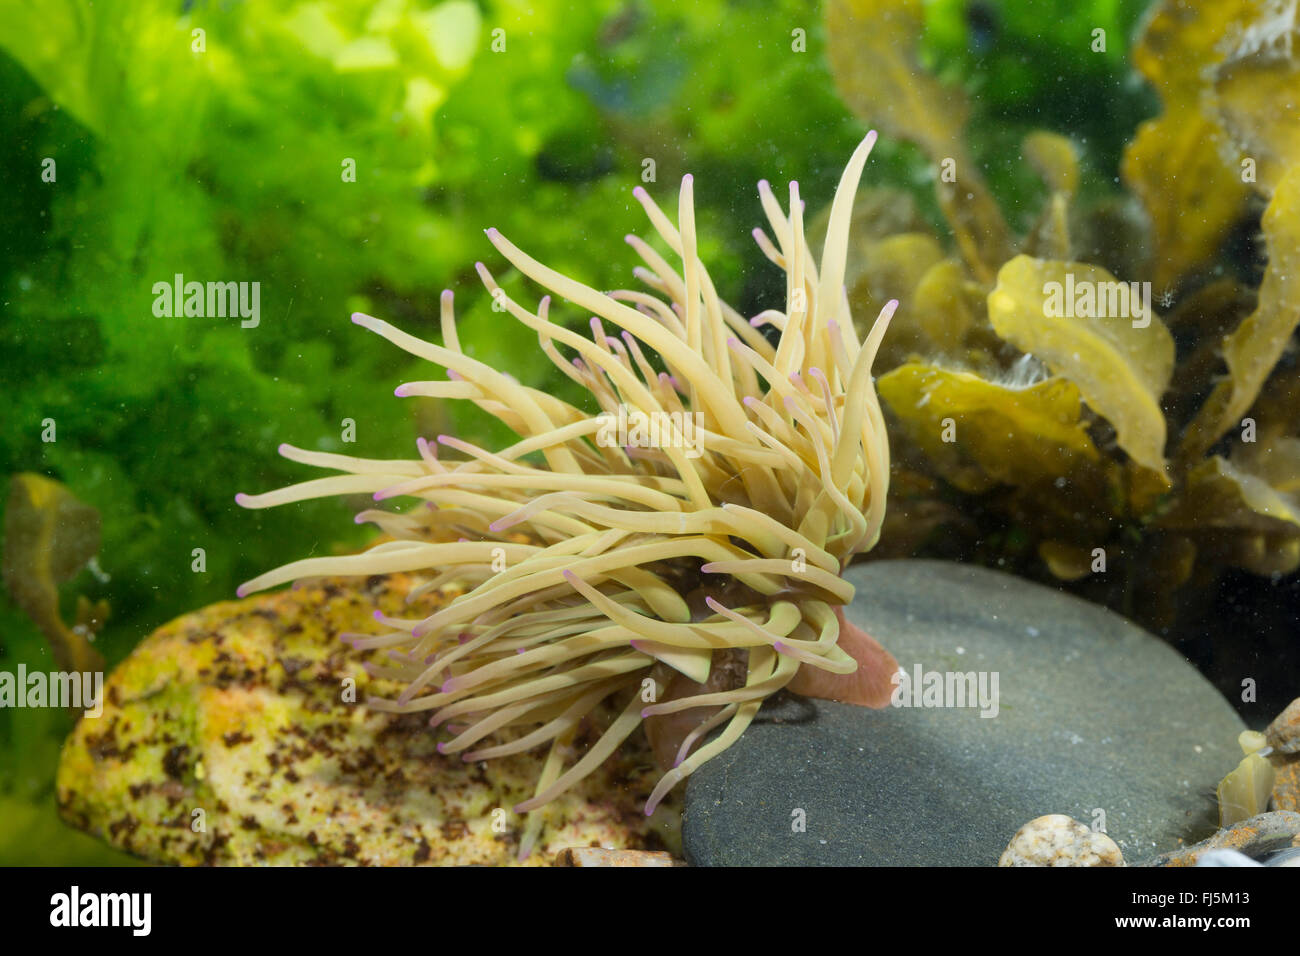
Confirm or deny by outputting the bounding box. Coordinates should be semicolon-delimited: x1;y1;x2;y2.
1272;757;1300;813
1266;697;1300;813
57;574;679;865
1266;697;1300;754
999;814;1124;867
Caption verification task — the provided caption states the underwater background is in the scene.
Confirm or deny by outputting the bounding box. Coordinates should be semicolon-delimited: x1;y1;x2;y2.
2;0;1297;865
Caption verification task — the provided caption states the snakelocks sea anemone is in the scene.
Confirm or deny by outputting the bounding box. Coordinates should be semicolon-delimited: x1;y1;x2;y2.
237;132;899;857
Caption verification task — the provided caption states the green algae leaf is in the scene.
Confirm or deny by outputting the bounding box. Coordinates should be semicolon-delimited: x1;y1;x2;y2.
1180;163;1300;464
911;259;979;355
414;0;482;73
849;233;945;304
1213;10;1300;194
1200;450;1300;529
847;233;944;363
1;474;105;676
1219;751;1276;827
1123;111;1246;290
0;0;176;138
1021;132;1078;262
1121;0;1255;288
1023;131;1079;198
987;256;1175;478
877;363;1100;495
1023;193;1070;263
1163;280;1256;404
825;0;963;161
1037;540;1095;582
825;0;1011;282
1241;437;1300;504
1157;447;1300;576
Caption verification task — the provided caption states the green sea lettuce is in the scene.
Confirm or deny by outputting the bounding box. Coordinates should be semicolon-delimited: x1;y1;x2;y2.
0;0;881;863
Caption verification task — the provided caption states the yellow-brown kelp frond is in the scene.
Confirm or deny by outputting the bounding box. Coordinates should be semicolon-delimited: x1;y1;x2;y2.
237;132;895;857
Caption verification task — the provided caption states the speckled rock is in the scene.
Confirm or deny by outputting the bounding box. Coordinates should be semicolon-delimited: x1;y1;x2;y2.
1266;697;1300;754
1265;697;1300;812
999;814;1124;866
57;574;679;865
1140;811;1300;866
683;560;1247;866
1272;755;1300;812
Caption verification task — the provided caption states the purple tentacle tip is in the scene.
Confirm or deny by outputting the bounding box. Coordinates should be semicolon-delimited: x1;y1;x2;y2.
234;492;249;505
437;742;448;754
235;584;249;598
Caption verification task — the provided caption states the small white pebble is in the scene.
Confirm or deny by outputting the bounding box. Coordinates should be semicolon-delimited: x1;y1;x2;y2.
1000;814;1124;867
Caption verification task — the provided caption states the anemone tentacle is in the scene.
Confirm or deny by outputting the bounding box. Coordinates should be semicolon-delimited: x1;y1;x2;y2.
239;132;895;858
